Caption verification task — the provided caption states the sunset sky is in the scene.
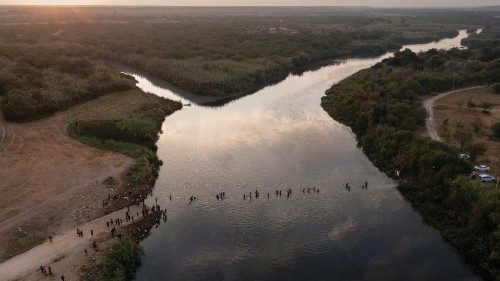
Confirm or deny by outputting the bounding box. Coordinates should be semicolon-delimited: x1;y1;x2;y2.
3;0;499;7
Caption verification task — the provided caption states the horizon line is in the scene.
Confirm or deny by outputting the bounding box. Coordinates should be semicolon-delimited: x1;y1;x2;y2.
0;4;498;8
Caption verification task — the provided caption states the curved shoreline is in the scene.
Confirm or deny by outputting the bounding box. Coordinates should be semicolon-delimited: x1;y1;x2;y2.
0;30;476;280
131;30;480;280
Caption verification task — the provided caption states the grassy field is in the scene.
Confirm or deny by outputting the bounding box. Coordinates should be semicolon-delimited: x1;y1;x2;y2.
434;87;500;174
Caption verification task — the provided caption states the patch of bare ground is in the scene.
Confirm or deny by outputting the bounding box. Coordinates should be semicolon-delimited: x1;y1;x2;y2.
433;87;500;174
0;89;164;264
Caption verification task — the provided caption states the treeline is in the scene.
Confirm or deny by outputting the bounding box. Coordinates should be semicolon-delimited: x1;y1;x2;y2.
2;11;482;97
321;31;500;279
0;44;135;122
58;17;461;96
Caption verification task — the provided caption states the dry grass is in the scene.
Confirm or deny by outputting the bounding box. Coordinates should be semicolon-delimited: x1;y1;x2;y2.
0;89;161;262
433;87;500;175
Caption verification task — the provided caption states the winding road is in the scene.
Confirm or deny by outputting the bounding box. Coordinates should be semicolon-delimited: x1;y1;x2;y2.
423;86;485;141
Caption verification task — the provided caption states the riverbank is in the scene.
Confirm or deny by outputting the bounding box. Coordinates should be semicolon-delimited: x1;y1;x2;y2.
0;87;181;280
101;30;463;102
321;46;499;279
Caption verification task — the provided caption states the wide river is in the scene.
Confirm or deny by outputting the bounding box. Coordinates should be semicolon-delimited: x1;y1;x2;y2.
128;30;480;280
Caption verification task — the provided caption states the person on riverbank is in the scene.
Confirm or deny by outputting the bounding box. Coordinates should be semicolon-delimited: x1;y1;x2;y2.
48;236;52;243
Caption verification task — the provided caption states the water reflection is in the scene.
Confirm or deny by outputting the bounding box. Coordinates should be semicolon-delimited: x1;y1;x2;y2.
132;30;479;281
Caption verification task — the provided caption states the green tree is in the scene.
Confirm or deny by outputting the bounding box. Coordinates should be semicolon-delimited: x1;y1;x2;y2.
481;102;492;113
98;237;142;281
492;122;500;139
467;100;476;109
1;90;40;122
442;120;451;143
453;129;473;151
466;143;487;161
493;83;500;94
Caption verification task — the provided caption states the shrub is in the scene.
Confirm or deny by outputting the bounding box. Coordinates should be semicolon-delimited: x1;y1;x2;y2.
466;143;487;161
467;100;476;108
98;237;142;281
127;157;156;186
1;90;41;122
493;83;500;94
118;116;158;142
73;117;158;144
492;122;500;139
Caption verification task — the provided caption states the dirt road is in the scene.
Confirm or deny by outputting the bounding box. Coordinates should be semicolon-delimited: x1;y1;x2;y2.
0;92;141;262
423;86;485;141
0;204;145;281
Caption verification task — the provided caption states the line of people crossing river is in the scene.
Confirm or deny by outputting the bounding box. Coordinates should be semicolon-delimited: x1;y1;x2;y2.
36;182;368;279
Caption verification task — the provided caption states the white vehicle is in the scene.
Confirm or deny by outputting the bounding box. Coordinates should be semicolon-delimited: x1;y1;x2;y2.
474;164;490;172
459;153;470;160
478;174;495;182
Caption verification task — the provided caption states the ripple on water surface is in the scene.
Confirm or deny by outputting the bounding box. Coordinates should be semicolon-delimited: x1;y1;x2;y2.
133;30;479;281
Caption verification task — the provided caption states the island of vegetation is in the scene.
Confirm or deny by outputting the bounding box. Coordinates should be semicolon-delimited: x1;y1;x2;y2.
321;26;500;280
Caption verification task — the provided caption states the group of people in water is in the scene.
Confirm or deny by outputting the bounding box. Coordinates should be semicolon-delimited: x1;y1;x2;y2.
345;182;368;191
237;187;319;201
198;183;368;203
38;182;369;279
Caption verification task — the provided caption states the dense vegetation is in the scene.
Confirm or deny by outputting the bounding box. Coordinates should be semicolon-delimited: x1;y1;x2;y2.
493;122;500;139
0;44;135;122
56;18;461;96
96;237;142;281
68;90;181;187
322;28;500;279
2;7;496;98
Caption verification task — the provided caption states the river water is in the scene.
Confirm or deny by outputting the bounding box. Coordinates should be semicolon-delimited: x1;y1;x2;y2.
129;29;480;280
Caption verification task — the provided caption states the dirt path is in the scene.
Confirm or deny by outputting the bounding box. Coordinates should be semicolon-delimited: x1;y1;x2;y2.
0;89;175;279
423;86;485;141
52;28;64;37
0;204;146;281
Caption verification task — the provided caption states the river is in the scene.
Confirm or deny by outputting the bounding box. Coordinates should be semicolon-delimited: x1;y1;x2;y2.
126;29;480;280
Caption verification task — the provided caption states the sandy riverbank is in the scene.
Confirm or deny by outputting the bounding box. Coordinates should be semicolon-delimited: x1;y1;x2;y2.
0;89;178;280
